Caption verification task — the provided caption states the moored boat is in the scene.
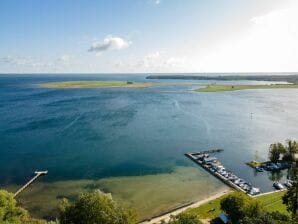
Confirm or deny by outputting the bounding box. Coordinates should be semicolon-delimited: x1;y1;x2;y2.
273;182;284;190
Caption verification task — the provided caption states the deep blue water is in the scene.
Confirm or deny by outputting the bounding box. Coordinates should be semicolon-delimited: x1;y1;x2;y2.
1;74;298;192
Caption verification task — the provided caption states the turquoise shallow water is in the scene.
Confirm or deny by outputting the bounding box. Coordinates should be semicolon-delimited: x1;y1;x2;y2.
0;74;298;193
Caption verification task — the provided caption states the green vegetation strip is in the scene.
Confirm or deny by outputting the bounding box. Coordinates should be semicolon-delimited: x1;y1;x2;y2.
185;191;288;219
185;194;227;219
246;160;264;168
256;191;288;214
195;84;298;92
37;81;157;89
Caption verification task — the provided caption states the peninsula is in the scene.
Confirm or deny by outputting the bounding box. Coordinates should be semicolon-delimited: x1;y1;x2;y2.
37;81;156;89
196;84;298;92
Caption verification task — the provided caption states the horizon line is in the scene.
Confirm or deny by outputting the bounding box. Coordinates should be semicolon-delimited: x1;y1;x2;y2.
0;72;298;75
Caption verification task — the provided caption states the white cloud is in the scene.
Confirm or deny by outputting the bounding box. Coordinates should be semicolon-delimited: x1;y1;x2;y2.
154;0;161;5
88;36;131;53
198;1;298;72
114;51;187;72
0;56;47;68
58;54;75;63
147;0;161;6
57;54;76;66
0;54;76;71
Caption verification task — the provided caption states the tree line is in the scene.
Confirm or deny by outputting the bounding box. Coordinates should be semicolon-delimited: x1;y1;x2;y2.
268;140;297;220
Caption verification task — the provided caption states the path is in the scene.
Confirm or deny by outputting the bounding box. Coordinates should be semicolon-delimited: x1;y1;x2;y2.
140;189;231;224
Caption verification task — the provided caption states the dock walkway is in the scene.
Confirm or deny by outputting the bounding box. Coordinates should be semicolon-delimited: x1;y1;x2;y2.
13;171;48;198
185;151;260;196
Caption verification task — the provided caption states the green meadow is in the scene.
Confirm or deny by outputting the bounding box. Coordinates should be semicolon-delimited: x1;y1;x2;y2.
185;191;288;219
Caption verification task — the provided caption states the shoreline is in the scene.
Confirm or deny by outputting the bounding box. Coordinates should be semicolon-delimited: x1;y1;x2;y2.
195;84;298;92
3;166;228;221
36;80;157;89
139;188;232;224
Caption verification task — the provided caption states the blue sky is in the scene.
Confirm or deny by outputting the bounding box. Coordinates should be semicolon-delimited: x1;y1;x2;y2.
0;0;297;73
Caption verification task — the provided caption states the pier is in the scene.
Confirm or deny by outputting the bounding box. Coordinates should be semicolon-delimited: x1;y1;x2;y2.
185;151;260;196
13;171;48;198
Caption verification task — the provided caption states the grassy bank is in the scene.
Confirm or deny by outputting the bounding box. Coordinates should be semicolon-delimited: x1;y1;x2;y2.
196;84;298;92
256;191;288;214
185;193;228;219
185;191;288;219
37;81;157;89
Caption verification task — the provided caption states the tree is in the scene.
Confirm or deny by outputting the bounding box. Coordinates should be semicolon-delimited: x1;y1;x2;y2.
0;189;45;224
243;200;264;218
167;213;202;224
283;165;298;220
220;192;266;224
58;190;137;224
282;140;298;220
282;140;298;162
220;193;248;223
268;143;285;163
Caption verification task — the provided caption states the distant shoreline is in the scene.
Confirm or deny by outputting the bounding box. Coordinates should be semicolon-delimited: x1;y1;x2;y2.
146;74;298;84
196;84;298;92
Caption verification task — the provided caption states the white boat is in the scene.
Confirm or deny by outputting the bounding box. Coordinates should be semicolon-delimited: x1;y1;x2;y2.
273;182;284;190
249;187;260;195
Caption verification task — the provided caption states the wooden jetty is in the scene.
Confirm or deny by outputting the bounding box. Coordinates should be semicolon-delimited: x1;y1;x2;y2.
13;171;48;198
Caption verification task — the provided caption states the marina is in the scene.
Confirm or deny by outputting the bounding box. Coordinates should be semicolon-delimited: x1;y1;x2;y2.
185;151;261;196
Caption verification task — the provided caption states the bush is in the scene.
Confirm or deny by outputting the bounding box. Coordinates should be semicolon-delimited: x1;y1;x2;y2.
167;213;202;224
220;193;249;223
58;190;136;224
0;189;45;224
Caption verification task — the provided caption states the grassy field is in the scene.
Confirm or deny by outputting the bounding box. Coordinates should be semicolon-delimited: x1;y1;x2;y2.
186;193;228;219
37;81;157;89
256;191;288;214
196;84;298;92
185;191;289;219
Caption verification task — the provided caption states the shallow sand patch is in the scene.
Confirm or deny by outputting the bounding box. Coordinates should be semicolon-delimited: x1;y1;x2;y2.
36;81;157;89
5;166;229;220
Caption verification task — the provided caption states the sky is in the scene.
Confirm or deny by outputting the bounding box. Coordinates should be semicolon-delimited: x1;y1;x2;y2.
0;0;297;73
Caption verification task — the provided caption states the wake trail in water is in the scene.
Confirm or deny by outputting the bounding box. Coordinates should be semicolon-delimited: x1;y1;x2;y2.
61;114;81;133
172;98;211;142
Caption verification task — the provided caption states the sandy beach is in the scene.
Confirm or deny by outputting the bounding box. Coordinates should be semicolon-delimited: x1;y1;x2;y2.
140;189;232;224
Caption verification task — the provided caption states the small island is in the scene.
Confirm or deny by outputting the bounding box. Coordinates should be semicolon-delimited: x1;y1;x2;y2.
195;84;298;92
37;81;157;89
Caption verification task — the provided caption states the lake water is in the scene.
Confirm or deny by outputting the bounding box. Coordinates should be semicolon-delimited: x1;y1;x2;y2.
0;74;297;219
